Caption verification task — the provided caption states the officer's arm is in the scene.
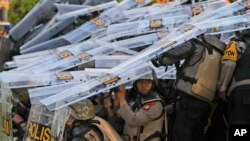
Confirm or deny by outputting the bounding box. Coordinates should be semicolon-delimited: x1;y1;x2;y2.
217;60;236;100
217;40;244;100
218;61;236;93
117;101;163;127
158;41;195;65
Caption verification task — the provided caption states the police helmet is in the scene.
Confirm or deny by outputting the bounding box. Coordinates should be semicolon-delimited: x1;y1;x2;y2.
133;68;159;89
70;99;95;120
138;73;154;81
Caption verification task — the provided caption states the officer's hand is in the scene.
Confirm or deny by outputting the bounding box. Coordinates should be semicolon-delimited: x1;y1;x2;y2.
103;92;112;108
116;85;127;106
12;114;24;124
12;114;26;129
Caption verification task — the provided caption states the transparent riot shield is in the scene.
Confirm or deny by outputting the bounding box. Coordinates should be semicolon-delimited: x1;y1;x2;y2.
23;104;57;141
41;0;250;110
0;102;13;141
50;107;71;140
0;84;14;141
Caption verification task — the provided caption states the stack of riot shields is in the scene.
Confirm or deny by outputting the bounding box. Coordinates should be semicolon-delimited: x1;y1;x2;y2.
1;0;250;140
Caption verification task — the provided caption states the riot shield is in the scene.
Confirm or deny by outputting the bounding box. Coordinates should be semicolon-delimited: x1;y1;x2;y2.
50;107;71;140
0;84;14;141
0;102;13;141
23;104;57;141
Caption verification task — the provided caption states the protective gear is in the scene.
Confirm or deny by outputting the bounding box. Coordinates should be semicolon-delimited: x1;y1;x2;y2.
1;102;14;141
131;69;157;91
71;120;104;141
138;73;154;81
70;99;95;120
70;116;123;141
117;91;165;141
134;68;159;86
191;35;226;101
176;35;226;101
93;116;123;141
158;35;226;141
132;91;163;111
83;0;114;6
130;69;164;101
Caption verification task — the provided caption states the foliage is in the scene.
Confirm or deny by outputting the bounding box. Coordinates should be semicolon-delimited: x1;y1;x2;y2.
8;0;39;25
7;0;160;25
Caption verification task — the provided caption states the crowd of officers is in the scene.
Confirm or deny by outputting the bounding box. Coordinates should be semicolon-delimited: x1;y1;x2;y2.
11;29;250;141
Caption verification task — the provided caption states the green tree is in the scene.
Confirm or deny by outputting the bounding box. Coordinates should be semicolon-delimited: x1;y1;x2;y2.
8;0;39;25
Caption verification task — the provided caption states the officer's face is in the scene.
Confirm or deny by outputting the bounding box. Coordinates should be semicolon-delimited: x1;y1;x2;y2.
136;79;153;95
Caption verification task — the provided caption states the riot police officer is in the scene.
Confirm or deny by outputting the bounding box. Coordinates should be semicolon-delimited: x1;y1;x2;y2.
157;35;226;141
218;29;250;125
65;99;123;141
116;70;166;141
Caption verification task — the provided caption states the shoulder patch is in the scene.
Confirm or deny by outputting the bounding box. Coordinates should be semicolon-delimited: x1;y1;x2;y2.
143;102;156;110
222;41;238;62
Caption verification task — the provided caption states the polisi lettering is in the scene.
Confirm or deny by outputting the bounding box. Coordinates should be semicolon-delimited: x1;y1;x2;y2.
2;119;10;136
234;129;247;136
28;121;58;141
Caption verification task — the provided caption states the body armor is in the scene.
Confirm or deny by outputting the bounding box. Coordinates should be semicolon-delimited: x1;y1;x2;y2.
127;92;166;141
70;116;123;141
177;35;226;101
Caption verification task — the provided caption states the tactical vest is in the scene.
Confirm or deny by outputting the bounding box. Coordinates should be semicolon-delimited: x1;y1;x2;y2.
70;117;123;141
177;35;226;102
131;91;163;111
233;44;250;82
130;92;167;141
93;116;123;141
